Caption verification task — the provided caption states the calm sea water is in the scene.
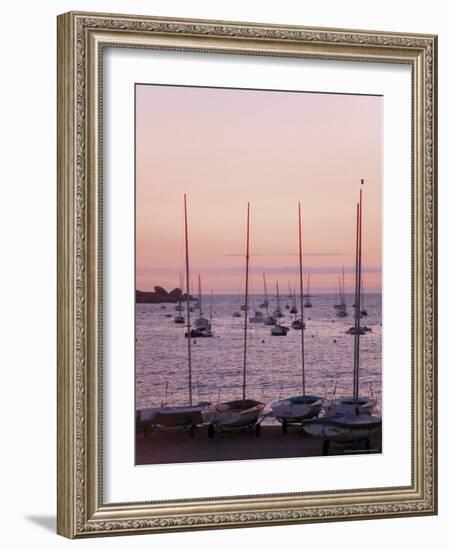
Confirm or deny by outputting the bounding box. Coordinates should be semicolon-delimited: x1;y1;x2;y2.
136;293;382;415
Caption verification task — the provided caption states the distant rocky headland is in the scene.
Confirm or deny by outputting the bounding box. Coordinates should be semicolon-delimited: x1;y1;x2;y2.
136;286;192;304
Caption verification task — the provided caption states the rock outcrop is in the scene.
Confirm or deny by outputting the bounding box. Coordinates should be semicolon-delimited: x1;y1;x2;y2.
136;286;188;303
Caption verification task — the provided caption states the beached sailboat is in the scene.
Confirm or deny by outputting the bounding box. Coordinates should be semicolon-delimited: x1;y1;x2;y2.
272;203;323;429
141;195;208;436
303;187;381;450
203;203;265;435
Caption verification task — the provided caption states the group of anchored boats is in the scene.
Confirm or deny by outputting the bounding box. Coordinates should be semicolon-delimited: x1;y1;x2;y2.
137;186;381;453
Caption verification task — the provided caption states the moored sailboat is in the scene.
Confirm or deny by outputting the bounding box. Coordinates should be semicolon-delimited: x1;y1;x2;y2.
289;283;298;315
185;275;213;337
262;273;276;325
272;281;284;318
174;273;185;323
271;323;290;336
291;290;305;330
335;269;348;317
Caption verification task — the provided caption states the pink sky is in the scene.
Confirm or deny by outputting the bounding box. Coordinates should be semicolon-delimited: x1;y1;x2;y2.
136;85;382;294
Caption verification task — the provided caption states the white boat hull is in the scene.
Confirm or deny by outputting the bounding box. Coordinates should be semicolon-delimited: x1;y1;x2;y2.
303;414;382;442
325;397;377;416
204;400;265;429
138;405;205;430
272;396;323;423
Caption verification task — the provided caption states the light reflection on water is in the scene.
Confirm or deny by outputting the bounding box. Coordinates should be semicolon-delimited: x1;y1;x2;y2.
136;293;382;414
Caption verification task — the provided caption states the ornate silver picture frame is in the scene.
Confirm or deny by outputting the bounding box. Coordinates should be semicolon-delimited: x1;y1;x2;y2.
57;11;437;538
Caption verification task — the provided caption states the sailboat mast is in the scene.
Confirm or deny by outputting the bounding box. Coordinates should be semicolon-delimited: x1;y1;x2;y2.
184;194;192;406
352;188;363;410
298;202;306;397
352;204;360;405
242;202;250;401
276;281;280;310
263;272;269;315
179;272;184;307
210;291;213;323
356;189;363;406
198;274;203;317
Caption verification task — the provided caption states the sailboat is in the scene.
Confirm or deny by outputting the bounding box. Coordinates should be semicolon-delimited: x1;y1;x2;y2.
203;203;265;436
262;273;276;325
345;280;371;334
249;310;265;323
271;323;289;336
202;291;214;337
141;195;208;436
303;187;381;450
289;282;298;315
249;280;265;323
186;275;213;337
291;290;305;330
272;203;323;429
174;273;185;323
360;278;368;316
272;281;284;318
335;269;348;317
260;275;269;309
304;274;312;308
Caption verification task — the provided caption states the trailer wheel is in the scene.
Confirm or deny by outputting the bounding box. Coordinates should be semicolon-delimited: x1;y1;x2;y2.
208;424;215;439
189;425;195;438
282;420;288;434
255;423;261;438
323;440;330;456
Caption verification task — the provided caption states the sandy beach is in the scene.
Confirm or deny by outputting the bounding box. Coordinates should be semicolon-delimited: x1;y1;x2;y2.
135;424;382;465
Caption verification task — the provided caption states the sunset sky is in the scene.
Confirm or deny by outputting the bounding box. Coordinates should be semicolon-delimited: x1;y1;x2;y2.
136;84;382;295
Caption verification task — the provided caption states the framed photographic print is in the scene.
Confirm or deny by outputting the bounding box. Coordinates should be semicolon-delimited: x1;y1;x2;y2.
57;11;437;538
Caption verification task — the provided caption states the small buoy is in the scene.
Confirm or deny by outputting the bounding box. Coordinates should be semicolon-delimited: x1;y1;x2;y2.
333;339;336;343
312;335;315;338
261;339;265;344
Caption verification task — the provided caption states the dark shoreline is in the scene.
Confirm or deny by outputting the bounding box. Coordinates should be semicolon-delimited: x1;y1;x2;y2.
135;425;382;465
